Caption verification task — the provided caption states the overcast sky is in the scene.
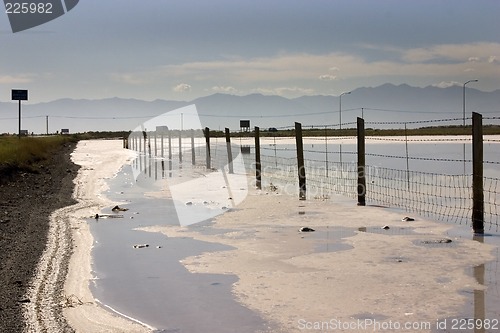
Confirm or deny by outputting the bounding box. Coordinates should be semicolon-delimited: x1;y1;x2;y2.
1;0;499;103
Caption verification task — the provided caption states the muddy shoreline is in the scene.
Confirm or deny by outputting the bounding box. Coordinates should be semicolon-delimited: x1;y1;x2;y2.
0;142;79;333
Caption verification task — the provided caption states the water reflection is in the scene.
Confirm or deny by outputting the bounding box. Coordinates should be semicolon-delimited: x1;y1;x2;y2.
473;235;485;333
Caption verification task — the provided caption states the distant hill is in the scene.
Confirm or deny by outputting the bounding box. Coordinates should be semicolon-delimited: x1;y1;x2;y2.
1;83;499;134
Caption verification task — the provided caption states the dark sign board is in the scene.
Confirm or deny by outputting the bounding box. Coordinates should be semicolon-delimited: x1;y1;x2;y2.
12;89;28;101
240;120;250;128
240;146;251;154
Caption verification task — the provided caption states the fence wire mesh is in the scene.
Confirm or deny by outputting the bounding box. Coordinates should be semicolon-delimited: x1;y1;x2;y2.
127;114;500;232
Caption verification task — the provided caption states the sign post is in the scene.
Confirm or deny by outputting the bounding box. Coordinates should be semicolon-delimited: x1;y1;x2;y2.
11;89;28;137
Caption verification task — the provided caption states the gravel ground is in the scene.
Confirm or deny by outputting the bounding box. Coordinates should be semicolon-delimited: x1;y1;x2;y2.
0;142;79;333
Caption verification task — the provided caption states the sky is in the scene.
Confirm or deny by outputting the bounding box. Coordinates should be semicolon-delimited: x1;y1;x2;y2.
1;0;499;104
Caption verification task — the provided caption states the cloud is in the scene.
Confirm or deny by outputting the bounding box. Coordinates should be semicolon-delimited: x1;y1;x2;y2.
0;74;34;84
210;86;238;94
489;56;499;64
253;86;315;96
173;83;192;92
160;44;500;86
105;42;500;98
159;53;360;84
319;74;336;81
432;81;460;88
402;42;500;63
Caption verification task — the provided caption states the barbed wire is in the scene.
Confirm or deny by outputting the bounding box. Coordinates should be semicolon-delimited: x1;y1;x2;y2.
366;117;467;125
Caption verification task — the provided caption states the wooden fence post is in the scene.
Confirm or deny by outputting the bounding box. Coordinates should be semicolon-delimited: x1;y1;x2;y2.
154;132;157;156
168;130;172;171
255;126;262;189
472;112;484;234
147;132;151;157
357;117;366;206
179;131;182;163
160;133;164;157
205;127;211;170
225;128;234;174
295;122;306;200
191;129;196;166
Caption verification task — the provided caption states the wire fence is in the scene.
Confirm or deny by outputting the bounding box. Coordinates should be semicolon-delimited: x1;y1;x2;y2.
126;113;500;232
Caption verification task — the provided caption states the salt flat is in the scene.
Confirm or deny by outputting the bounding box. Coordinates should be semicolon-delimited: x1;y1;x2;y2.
24;139;498;333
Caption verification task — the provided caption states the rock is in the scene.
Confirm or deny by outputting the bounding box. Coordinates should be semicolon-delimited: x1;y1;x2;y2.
94;213;124;219
422;238;452;244
299;227;315;232
381;225;390;230
402;216;415;221
185;201;193;206
112;205;128;212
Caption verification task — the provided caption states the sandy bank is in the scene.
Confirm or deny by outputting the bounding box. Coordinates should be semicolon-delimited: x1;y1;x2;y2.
23;140;151;333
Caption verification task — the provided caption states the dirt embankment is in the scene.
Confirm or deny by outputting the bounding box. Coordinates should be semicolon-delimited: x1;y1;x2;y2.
0;142;79;333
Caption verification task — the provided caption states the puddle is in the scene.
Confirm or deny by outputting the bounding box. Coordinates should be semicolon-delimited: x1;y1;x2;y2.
88;163;277;332
100;163;500;332
358;222;500;330
433;229;500;333
357;226;417;236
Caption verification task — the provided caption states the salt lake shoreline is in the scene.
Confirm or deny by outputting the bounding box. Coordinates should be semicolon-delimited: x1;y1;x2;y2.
23;140;150;333
24;138;498;332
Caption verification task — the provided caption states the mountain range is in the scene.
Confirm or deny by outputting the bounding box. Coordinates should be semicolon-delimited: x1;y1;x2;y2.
1;83;499;134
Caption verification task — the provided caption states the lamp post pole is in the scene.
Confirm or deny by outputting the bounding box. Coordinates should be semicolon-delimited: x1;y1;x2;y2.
463;79;478;176
339;91;351;185
339;91;351;131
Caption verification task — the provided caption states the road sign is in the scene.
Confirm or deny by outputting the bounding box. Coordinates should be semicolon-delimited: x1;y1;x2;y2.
12;89;28;101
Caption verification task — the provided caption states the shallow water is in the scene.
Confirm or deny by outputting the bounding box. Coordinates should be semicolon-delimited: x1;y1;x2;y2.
88;138;500;331
437;230;500;333
89;165;274;332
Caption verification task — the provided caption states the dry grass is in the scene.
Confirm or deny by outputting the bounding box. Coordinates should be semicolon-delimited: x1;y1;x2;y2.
0;136;77;169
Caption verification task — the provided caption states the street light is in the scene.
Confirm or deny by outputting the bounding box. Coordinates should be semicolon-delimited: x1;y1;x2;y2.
338;91;351;185
462;79;478;176
339;91;351;130
463;80;478;126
